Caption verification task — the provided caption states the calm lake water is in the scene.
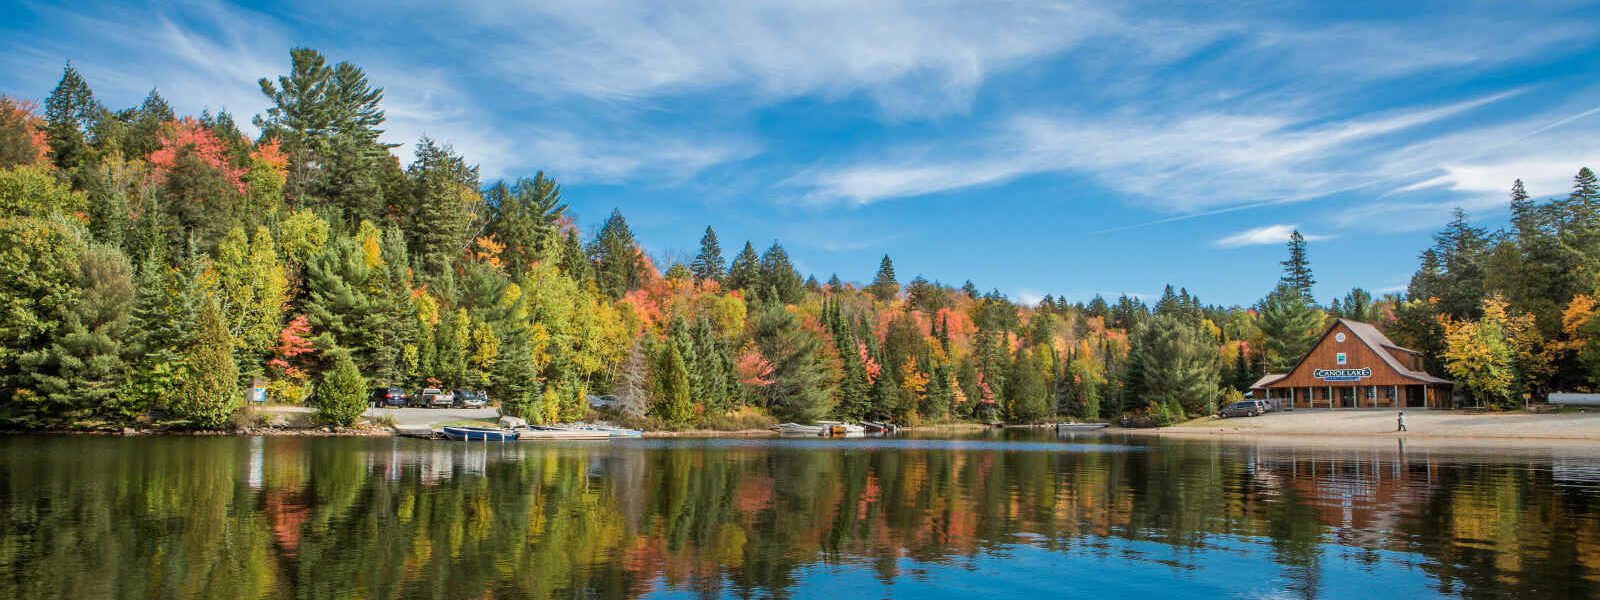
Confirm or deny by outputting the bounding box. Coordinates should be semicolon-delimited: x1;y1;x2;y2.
1;432;1597;599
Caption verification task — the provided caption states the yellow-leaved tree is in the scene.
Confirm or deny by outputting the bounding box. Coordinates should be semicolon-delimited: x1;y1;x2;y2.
1440;297;1517;407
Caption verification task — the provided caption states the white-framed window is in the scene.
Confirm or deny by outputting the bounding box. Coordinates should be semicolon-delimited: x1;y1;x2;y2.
1336;352;1347;365
1335;332;1347;343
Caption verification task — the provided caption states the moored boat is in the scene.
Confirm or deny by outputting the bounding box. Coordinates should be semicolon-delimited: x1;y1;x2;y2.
517;427;612;440
1054;423;1109;432
440;426;520;442
817;421;865;436
775;423;826;436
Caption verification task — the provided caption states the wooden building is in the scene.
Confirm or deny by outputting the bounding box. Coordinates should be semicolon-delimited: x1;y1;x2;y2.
1250;319;1453;410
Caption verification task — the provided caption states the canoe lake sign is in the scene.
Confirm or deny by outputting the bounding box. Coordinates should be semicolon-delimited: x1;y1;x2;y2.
1313;367;1372;382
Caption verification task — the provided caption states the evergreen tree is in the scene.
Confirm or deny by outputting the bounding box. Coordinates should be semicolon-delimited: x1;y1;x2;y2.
406;138;481;282
1131;313;1221;421
317;348;367;426
758;242;803;304
1258;285;1322;373
1005;346;1049;422
650;343;693;427
587;209;642;299
690;226;726;283
749;296;836;423
13;243;134;427
172;297;241;429
44;62;99;173
255;47;392;217
485;172;565;276
725;241;761;292
1279;229;1315;301
1431;208;1489;319
868;255;899;301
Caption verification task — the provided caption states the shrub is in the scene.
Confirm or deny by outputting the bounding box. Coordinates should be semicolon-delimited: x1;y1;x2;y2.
317;350;367;427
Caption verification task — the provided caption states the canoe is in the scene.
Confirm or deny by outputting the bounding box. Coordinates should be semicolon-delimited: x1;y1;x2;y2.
775;423;826;436
1054;423;1109;431
440;426;520;442
517;428;612;441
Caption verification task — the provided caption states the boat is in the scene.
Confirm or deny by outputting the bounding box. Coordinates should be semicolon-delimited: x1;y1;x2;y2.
440;426;520;442
817;421;865;436
1054;422;1109;432
775;423;827;436
545;423;644;438
861;421;899;434
516;427;612;441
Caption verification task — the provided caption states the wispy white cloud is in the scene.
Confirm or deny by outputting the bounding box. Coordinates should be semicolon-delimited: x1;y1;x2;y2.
446;0;1133;119
1215;224;1331;248
801;92;1517;209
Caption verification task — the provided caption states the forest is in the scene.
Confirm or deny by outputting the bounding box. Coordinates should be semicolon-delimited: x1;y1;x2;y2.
2;48;1598;430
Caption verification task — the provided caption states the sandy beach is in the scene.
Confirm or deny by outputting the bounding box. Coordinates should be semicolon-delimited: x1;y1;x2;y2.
1134;408;1600;441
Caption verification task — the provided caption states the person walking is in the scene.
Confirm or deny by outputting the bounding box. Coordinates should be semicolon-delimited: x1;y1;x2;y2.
1397;410;1407;432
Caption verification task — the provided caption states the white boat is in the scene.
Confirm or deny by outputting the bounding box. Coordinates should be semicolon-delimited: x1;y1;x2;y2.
817;421;866;436
548;423;643;438
776;423;826;436
516;427;611;441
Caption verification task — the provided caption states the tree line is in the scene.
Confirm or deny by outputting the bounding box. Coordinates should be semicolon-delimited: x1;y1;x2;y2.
0;48;1594;429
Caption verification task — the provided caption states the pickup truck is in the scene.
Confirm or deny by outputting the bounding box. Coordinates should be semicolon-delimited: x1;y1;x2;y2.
419;388;455;408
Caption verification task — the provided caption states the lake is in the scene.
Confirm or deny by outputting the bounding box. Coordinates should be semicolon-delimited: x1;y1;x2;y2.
0;432;1597;599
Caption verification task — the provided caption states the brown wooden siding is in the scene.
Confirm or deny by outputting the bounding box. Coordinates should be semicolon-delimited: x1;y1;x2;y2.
1265;322;1438;388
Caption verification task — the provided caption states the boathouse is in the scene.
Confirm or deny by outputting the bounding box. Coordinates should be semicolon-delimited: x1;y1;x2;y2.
1250;319;1453;410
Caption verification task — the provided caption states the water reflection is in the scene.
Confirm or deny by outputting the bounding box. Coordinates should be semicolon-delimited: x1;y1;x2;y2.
0;433;1596;598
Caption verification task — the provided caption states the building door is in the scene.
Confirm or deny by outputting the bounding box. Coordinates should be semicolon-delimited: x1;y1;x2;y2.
1340;387;1357;408
1405;385;1425;408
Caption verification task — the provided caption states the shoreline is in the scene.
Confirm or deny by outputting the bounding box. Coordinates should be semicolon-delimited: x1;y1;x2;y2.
1122;409;1600;443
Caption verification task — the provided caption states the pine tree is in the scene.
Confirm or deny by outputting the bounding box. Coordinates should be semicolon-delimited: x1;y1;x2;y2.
172;297;241;429
725;241;761;292
587;209;642;299
758;242;803;304
1131;313;1221;420
690;226;726;283
1509;179;1537;239
749;296;836;423
1279;229;1315;302
650;344;694;427
486;172;565;276
1259;285;1322;372
44;62;99;172
406;138;481;283
868;255;899;301
317;348;367;426
255;47;392;216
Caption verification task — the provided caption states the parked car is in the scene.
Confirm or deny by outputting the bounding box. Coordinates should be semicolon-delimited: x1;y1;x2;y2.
370;387;408;408
455;389;487;408
1220;400;1267;418
419;388;454;408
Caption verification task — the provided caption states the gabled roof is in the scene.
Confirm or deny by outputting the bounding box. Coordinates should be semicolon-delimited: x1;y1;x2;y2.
1250;373;1287;389
1263;319;1452;387
1336;319;1452;385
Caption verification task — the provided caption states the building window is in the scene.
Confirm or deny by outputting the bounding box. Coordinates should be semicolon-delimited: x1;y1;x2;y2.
1335;332;1346;343
1336;352;1346;365
1366;387;1376;400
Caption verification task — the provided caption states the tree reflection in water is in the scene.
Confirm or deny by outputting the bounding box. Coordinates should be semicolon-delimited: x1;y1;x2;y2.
0;434;1596;598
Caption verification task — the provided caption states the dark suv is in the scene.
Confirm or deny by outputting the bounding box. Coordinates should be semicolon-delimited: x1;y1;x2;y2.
1220;400;1267;418
370;387;408;408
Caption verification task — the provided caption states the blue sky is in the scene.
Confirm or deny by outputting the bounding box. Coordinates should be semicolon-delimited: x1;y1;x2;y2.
4;0;1600;306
